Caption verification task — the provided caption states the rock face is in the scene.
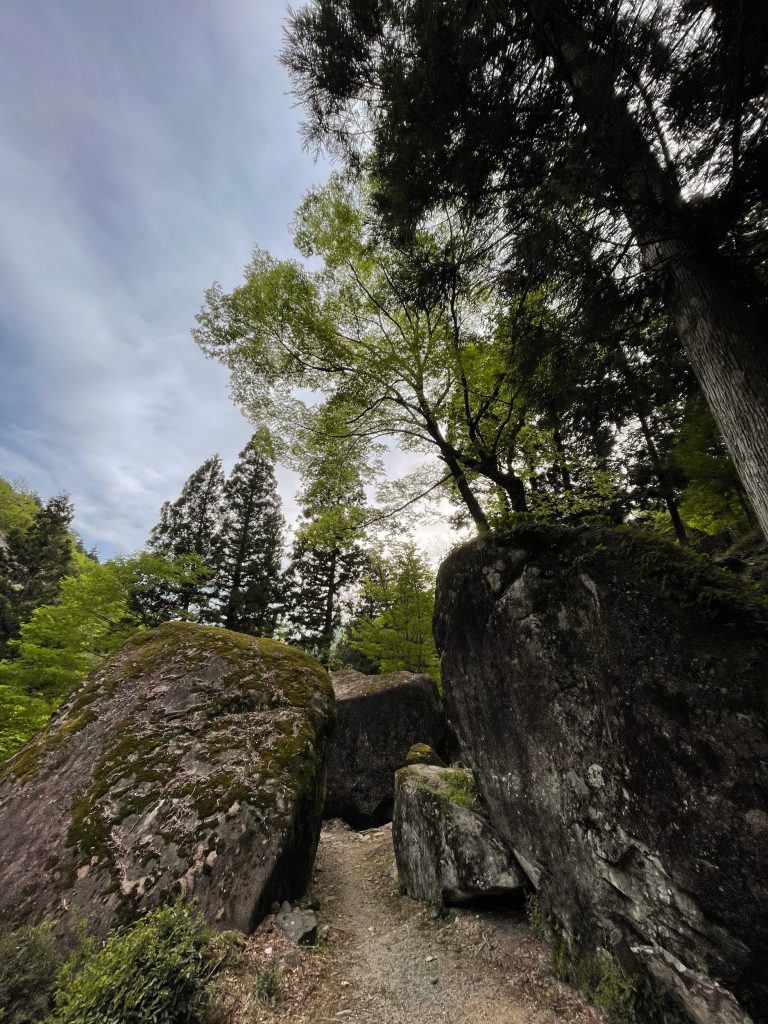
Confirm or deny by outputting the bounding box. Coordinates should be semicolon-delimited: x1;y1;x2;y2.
0;622;335;940
325;669;448;826
393;764;527;903
434;526;768;1024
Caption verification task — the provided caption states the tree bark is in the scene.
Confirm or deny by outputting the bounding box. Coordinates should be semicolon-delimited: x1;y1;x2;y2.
529;0;768;541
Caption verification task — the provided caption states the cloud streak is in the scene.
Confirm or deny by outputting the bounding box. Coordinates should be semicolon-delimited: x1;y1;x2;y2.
0;0;326;555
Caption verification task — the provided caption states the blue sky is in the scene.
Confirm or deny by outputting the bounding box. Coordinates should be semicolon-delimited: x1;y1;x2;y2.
0;0;330;556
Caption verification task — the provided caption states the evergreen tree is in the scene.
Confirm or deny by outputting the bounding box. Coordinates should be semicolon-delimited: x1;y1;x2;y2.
348;543;440;679
147;455;225;614
0;494;74;658
216;436;284;636
282;402;370;664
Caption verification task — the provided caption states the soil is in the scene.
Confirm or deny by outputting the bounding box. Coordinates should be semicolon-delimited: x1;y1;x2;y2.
214;820;604;1024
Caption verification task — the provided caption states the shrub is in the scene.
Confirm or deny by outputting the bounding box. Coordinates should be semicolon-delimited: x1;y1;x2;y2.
47;902;217;1024
0;920;62;1023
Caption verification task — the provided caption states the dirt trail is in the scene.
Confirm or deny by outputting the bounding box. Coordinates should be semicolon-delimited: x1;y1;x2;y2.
219;821;603;1024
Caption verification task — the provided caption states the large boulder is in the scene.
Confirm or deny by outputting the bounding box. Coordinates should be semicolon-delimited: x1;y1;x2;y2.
434;526;768;1024
393;764;527;903
325;669;448;826
0;622;335;940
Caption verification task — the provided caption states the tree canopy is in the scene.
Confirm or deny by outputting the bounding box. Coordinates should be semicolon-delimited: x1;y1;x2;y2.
283;0;768;539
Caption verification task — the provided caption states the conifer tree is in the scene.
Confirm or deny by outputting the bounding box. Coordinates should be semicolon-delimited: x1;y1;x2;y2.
283;404;370;663
147;455;225;614
216;436;284;636
0;494;74;658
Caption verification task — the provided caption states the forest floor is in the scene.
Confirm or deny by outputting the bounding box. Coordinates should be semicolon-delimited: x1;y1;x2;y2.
214;820;603;1024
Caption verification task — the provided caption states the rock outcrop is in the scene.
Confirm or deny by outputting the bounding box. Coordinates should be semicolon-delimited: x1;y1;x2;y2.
393;764;527;903
325;669;448;826
434;526;768;1024
0;622;335;940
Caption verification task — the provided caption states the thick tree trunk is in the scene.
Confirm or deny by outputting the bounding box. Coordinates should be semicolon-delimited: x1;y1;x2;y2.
531;0;768;541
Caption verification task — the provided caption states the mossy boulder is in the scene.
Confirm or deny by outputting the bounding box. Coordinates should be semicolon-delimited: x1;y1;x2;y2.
0;622;335;940
393;764;527;904
325;669;451;826
405;742;445;767
434;525;768;1024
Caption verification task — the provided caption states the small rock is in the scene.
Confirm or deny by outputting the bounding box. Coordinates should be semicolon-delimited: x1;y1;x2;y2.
275;905;318;945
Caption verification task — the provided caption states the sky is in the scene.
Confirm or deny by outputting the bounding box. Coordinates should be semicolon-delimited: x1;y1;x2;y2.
0;0;347;558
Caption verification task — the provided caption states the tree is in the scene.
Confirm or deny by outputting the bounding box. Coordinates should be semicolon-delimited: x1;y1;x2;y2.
0;494;74;658
147;455;225;614
282;403;370;662
215;435;284;635
0;552;208;760
347;543;440;678
195;178;573;533
283;1;768;539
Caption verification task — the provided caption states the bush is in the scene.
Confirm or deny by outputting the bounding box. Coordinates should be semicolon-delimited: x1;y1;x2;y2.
0;920;63;1023
47;902;217;1024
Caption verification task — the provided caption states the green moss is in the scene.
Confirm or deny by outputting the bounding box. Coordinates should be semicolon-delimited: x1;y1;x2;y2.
440;770;477;809
3;709;98;784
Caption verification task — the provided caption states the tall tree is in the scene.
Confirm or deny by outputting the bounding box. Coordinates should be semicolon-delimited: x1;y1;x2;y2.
283;0;768;538
147;455;225;614
0;494;74;658
348;543;440;678
283;402;370;663
216;435;284;635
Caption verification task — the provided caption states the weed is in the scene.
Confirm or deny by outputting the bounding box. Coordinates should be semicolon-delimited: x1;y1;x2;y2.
253;966;282;1007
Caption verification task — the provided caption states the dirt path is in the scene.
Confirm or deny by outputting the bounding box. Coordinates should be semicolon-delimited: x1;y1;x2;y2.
217;821;603;1024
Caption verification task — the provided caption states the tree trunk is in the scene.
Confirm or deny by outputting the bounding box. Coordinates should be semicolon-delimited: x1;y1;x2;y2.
321;548;338;666
530;0;768;541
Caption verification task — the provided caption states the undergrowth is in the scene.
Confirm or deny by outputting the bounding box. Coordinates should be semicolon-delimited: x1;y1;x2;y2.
0;901;237;1024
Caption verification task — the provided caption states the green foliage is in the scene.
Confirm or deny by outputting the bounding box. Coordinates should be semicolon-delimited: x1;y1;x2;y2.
0;685;52;765
0;494;75;658
216;436;284;635
440;770;476;809
283;403;370;662
48;903;217;1024
347;543;439;678
0;920;63;1024
552;941;638;1024
0;478;40;535
0;553;209;761
253;966;282;1008
148;455;225;617
671;397;754;536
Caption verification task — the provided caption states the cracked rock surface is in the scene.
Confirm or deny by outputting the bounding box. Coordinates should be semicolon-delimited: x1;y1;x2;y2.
0;621;335;941
434;525;768;1024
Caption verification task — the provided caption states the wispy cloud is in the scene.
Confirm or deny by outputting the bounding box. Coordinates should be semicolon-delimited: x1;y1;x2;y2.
0;0;327;556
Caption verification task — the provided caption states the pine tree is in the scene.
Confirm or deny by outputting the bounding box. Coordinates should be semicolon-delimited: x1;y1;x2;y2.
282;403;370;663
348;544;440;679
147;455;225;614
216;436;284;636
0;494;74;658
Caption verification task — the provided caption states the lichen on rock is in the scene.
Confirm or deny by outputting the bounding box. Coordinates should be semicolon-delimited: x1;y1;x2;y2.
434;525;768;1024
0;621;335;940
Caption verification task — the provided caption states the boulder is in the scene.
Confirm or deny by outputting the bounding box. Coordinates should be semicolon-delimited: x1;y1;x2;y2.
434;526;768;1024
405;742;445;767
325;669;448;826
393;764;527;903
0;622;335;940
